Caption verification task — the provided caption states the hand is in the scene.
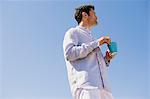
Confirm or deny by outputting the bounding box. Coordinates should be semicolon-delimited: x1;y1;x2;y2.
105;50;115;61
99;36;111;46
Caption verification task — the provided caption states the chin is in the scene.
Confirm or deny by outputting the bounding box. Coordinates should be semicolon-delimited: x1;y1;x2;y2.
95;21;98;25
93;22;98;26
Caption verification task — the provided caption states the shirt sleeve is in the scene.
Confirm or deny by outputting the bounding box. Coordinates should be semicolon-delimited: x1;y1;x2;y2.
63;28;99;61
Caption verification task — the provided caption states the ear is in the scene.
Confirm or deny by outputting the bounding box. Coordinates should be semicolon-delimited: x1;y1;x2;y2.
82;12;88;18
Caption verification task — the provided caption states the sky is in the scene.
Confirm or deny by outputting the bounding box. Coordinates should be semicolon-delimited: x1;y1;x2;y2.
0;0;149;99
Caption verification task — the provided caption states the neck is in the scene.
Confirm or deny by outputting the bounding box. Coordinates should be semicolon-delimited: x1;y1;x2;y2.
79;21;92;30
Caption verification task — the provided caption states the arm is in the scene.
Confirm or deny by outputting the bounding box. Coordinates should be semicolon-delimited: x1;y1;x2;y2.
63;29;99;61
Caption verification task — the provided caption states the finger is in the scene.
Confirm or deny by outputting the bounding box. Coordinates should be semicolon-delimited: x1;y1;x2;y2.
107;38;111;44
108;52;113;58
111;53;116;58
106;36;111;40
106;51;112;60
106;51;110;55
104;39;109;44
107;49;110;52
107;39;111;45
105;37;111;44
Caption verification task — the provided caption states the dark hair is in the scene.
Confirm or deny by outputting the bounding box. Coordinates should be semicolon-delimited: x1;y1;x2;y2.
74;4;95;24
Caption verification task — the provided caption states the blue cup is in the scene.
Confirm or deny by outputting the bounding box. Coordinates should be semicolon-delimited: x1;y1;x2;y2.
108;42;117;55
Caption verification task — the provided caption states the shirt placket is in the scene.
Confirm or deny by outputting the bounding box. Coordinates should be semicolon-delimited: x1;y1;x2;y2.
80;27;105;89
96;52;105;89
89;33;105;89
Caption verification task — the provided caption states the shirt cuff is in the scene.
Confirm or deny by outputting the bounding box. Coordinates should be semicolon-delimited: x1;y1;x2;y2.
90;39;99;50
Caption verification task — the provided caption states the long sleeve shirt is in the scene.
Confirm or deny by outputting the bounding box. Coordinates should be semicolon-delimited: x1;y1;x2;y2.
63;26;111;98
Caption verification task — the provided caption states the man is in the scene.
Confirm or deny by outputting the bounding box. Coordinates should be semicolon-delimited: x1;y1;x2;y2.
63;4;115;99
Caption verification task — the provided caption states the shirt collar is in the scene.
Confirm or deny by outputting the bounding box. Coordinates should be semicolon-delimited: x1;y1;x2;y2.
76;26;92;34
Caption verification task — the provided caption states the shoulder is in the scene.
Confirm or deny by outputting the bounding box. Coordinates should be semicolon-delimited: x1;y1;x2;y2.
65;27;78;37
66;27;77;34
63;27;79;47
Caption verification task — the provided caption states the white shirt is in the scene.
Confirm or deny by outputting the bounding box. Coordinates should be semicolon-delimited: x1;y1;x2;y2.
63;26;111;98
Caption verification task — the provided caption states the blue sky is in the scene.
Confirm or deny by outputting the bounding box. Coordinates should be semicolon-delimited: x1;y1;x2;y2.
0;0;149;99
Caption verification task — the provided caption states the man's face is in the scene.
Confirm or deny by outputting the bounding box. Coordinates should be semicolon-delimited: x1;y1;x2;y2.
88;9;98;26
